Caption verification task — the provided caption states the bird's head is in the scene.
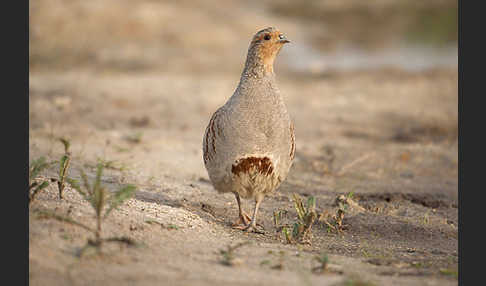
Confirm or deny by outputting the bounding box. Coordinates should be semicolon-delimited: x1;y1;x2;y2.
244;27;290;77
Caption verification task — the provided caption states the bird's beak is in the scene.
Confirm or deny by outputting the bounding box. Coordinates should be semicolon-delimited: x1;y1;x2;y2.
278;34;290;44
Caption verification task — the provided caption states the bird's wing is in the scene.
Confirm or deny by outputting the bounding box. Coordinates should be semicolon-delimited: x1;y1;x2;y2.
289;121;295;161
203;107;224;165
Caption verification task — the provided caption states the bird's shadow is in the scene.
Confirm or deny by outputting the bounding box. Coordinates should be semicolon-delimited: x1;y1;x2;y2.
134;188;237;230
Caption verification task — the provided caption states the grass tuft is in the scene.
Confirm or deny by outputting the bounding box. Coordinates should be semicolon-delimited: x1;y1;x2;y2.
40;162;136;254
439;268;458;279
218;241;251;266
29;156;55;205
57;138;72;199
318;194;359;233
276;194;317;244
312;252;329;274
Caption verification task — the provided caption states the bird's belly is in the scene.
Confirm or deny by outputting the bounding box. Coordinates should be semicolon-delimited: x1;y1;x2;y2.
231;169;281;199
207;153;285;199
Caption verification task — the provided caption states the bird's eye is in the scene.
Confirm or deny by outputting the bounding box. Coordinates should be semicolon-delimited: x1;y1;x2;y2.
279;34;284;40
264;34;271;41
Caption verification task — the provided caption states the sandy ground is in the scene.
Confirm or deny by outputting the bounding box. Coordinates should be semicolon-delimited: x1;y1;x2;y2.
29;68;457;286
29;1;457;285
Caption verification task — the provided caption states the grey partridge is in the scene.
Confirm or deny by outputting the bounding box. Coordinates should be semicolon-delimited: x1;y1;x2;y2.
203;27;295;232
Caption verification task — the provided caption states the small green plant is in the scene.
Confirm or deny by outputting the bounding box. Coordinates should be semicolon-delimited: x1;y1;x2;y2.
38;163;136;254
423;211;430;225
319;195;352;233
312;252;329;274
57;138;71;199
341;278;376;286
270;250;286;270
273;209;288;228
218;241;251;266
260;259;271;266
29;156;52;205
260;250;287;270
279;194;317;244
319;209;345;233
282;226;293;243
96;158;129;171
125;131;143;144
68;163;136;243
439;268;458;279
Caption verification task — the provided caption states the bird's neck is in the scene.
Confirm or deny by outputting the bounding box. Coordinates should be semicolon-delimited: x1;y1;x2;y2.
241;46;275;79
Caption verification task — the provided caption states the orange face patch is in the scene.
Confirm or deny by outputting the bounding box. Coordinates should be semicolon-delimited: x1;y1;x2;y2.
250;28;287;73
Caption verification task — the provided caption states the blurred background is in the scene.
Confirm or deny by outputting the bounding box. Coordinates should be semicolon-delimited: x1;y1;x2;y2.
30;0;457;75
29;0;458;201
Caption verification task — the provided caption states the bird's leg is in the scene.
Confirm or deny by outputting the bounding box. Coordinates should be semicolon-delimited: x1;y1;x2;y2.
232;193;252;228
244;194;265;233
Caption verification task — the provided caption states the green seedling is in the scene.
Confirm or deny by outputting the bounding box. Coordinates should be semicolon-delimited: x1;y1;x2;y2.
38;163;136;254
282;226;293;244
342;278;376;286
292;194;317;244
260;260;271;266
279;194;317;244
319;195;351;233
125;132;143;144
346;191;354;200
29;156;53;205
57;138;71;199
423;211;430;225
96;158;129;171
273;209;288;228
312;252;329;274
270;250;286;270
439;268;458;279
218;241;251;266
319;209;345;233
144;219;181;230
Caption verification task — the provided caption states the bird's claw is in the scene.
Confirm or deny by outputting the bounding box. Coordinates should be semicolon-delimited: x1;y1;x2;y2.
243;224;265;234
232;212;251;228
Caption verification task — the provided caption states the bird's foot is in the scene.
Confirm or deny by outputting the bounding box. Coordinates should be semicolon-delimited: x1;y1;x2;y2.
242;224;265;234
231;213;264;230
231;211;255;228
